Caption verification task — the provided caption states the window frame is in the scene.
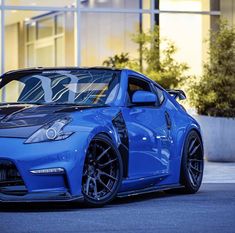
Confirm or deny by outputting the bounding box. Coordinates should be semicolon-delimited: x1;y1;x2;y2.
151;83;166;107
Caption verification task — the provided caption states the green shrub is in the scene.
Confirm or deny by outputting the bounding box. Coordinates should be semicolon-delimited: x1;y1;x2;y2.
189;20;235;117
132;26;189;89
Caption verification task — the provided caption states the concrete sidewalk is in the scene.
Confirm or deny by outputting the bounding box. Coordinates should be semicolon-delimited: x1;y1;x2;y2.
203;161;235;183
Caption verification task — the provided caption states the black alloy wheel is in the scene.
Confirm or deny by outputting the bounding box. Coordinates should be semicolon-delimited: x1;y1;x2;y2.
180;130;204;193
82;134;123;206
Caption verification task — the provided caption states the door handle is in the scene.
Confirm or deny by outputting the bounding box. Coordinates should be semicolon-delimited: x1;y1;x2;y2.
165;111;172;129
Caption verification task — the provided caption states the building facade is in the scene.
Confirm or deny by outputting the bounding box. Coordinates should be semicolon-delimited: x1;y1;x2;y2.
0;0;230;101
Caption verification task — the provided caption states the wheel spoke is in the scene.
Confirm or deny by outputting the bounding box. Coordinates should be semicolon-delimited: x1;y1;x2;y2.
188;168;197;186
98;170;118;181
190;164;202;173
96;147;111;161
85;176;92;195
83;168;88;177
98;177;112;192
189;158;202;162
93;178;98;197
98;158;117;168
188;138;197;154
189;143;200;156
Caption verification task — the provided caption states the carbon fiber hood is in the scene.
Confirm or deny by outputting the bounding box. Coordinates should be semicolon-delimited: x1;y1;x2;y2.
0;104;72;138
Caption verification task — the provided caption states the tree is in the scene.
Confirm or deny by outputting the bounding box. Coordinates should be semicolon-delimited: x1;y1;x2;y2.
103;52;130;68
103;26;189;89
189;20;235;117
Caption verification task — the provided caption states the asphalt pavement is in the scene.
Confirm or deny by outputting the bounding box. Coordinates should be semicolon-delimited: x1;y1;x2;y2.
0;162;235;233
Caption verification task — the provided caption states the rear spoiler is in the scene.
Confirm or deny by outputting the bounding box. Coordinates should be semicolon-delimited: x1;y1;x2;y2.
166;89;186;100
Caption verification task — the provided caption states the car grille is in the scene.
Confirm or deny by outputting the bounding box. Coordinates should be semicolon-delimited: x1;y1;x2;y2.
0;159;27;195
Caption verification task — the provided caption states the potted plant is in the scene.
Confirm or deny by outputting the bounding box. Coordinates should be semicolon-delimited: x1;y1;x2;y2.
190;20;235;162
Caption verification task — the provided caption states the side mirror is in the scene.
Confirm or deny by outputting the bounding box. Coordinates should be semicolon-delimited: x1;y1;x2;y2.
132;91;157;105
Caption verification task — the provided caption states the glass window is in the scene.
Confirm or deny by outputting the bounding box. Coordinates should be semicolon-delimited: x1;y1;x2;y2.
5;18;19;72
5;10;54;71
4;10;52;103
37;17;54;39
35;43;54;67
27;44;34;67
27;22;36;42
55;15;64;35
5;0;76;7
55;37;64;66
81;12;151;66
0;69;121;106
5;9;75;74
81;0;150;9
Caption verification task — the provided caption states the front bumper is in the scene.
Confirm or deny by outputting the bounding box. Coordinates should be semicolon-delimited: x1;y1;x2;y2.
0;133;90;202
0;189;84;203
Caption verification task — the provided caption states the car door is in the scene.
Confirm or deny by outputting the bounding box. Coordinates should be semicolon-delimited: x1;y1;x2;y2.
122;75;172;180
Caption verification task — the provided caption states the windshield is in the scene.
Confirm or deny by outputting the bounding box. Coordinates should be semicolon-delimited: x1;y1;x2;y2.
0;69;121;106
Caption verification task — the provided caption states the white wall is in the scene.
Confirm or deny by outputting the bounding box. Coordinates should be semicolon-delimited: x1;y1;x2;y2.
5;23;19;71
194;115;235;162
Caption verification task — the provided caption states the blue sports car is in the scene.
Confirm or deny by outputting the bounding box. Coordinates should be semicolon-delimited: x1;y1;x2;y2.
0;67;204;206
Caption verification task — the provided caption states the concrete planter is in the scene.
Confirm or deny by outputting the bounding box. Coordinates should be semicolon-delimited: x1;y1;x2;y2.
193;115;235;162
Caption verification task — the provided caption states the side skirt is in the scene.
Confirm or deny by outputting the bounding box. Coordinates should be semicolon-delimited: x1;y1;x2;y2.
117;184;183;198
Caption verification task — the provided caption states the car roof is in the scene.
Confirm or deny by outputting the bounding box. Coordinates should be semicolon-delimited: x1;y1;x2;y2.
2;67;124;76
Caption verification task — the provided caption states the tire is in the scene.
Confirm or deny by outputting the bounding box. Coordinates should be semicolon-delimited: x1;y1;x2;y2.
82;134;123;207
180;130;204;194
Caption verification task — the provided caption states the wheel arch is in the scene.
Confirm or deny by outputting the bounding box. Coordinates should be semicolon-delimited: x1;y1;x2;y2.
93;131;129;179
178;124;204;182
85;124;129;179
180;125;203;160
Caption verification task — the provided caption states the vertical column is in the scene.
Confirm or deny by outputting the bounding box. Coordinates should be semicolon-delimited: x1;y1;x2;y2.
18;21;25;69
220;0;235;26
65;12;75;66
150;0;155;30
154;0;159;26
139;0;143;72
210;0;220;31
76;0;81;67
1;0;5;101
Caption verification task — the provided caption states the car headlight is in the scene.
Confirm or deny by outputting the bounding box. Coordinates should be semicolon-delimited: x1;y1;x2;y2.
24;117;74;144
